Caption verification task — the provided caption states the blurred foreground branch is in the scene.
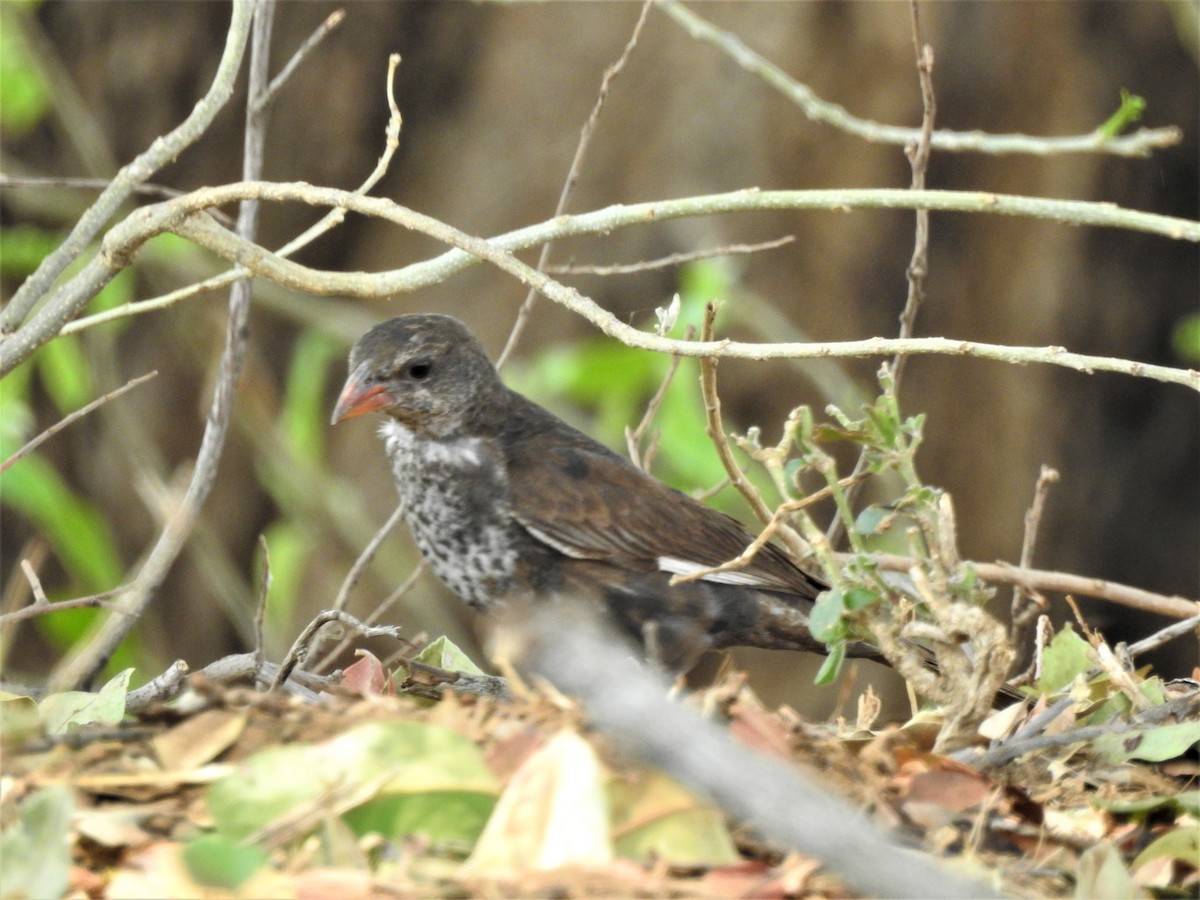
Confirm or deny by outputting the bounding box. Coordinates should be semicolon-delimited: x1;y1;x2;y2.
517;602;1001;900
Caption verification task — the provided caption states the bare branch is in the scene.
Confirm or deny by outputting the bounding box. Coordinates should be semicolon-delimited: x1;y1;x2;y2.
253;8;346;116
520;601;1001;899
857;552;1198;619
659;0;1182;158
547;236;795;275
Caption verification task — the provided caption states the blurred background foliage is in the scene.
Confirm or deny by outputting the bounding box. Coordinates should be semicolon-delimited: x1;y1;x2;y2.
0;1;1196;711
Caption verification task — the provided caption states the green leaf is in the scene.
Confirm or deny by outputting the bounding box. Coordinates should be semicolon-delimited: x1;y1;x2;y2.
1035;625;1094;695
814;640;846;685
1094;790;1200;819
854;505;891;536
1092;720;1200;764
1073;840;1134;900
0;225;63;279
36;334;94;414
281;329;342;466
411;635;486;676
0;7;52;136
0;784;74;900
1;453;124;591
1131;825;1200;872
1172;311;1200;364
610;770;737;865
1096;88;1146;138
182;834;266;889
345;790;495;848
259;520;315;633
38;667;132;734
206;721;498;845
808;589;846;644
678;258;733;308
0;692;40;745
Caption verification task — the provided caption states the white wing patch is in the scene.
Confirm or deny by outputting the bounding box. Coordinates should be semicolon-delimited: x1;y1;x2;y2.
656;556;767;587
518;519;607;559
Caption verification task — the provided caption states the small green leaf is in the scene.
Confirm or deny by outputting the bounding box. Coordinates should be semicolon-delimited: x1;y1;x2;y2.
412;635;486;676
814;640;846;685
843;587;880;611
854;506;891;536
808;590;846;644
1172;311;1200;364
0;692;40;745
1093;720;1200;764
281;329;342;466
182;834;266;889
0;9;52;135
1130;826;1200;872
1096;88;1146;138
1035;625;1094;695
38;668;132;734
1094;790;1200;819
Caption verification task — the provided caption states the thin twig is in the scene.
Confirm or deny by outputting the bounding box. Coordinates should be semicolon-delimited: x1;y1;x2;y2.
9;184;1200;374
1009;466;1060;667
0;371;157;474
698;303;814;566
0;175;236;225
964;690;1200;770
849;552;1197;620
253;534;271;666
669;477;861;586
495;0;653;369
658;1;1181;158
315;560;427;673
253;9;345;116
271;610;404;691
894;1;936;389
19;560;49;606
548;236;795;275
10;183;1199;388
625;324;694;471
1126;612;1200;658
332;503;406;611
0;570;129;627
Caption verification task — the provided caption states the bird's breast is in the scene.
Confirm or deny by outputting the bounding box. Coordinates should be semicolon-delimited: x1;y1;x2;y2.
380;420;520;607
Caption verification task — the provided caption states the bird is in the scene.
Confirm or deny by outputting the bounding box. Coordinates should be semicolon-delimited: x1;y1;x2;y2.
331;313;884;674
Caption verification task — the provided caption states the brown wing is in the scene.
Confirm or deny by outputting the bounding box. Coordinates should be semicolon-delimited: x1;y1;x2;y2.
499;392;825;599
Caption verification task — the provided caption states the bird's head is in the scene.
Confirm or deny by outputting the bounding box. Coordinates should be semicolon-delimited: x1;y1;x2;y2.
331;314;503;438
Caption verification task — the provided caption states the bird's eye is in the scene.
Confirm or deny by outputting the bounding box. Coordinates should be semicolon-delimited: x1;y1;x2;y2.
405;359;433;380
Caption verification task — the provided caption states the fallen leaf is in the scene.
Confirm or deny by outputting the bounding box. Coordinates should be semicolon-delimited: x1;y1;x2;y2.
153;708;247;771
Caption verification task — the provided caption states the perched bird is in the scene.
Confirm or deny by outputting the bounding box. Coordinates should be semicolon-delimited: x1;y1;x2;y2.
332;314;882;673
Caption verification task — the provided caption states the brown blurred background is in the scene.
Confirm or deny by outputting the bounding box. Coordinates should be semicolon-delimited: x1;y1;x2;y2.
2;1;1196;710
